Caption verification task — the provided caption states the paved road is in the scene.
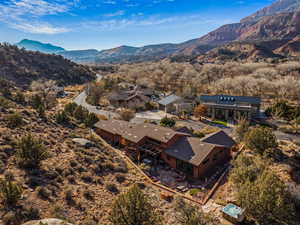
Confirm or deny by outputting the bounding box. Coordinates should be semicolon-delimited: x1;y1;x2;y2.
73;74;119;119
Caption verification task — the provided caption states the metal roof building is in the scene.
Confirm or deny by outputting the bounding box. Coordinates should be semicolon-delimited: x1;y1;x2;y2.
158;94;182;106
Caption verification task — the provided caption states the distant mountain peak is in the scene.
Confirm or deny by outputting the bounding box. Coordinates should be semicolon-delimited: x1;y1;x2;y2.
241;0;300;23
17;39;65;54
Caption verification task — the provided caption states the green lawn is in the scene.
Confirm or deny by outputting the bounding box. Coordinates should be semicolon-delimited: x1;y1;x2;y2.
212;120;228;126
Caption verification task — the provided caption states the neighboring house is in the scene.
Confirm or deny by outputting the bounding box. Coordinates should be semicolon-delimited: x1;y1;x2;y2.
94;120;236;179
108;85;154;109
108;92;150;109
198;95;261;121
158;94;183;113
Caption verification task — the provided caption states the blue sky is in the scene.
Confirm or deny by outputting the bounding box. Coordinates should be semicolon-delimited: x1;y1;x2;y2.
0;0;274;50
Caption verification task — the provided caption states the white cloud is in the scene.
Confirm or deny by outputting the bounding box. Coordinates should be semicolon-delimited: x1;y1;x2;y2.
103;0;116;4
81;14;227;31
0;0;70;34
104;10;125;17
11;22;69;34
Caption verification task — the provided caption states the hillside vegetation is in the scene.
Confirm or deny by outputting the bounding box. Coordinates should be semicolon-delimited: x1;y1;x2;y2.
0;43;95;88
109;59;300;102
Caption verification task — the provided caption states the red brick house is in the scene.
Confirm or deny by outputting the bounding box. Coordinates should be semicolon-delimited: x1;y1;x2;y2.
94;120;235;179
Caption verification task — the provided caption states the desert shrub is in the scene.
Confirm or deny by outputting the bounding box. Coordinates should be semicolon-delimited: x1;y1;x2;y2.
115;161;128;173
174;197;219;225
0;96;11;108
103;161;115;171
109;184;161;225
237;170;295;225
229;154;267;189
160;117;176;127
69;160;78;168
115;174;126;183
145;102;155;110
17;133;49;168
14;91;26;105
193;131;205;138
65;190;75;205
2;211;21;225
22;204;41;221
106;183;119;194
0;179;23;206
37;104;45;118
244;127;278;155
267;101;294;120
119;109;135;121
4;171;14;182
67;175;76;184
83;190;95;201
37;186;51;199
84;112;99;127
81;173;94;183
74;105;88;122
55;110;70;124
31;94;43;110
64;102;78;115
0;161;5;174
6;112;23;128
234;118;250;143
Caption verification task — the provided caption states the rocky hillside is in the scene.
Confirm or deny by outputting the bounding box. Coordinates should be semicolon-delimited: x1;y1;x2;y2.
0;43;95;88
0;87;179;225
197;42;282;63
241;0;300;23
275;36;300;56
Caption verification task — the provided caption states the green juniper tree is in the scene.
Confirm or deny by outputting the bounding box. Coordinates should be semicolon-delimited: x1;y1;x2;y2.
17;134;49;168
0;179;23;207
110;184;162;225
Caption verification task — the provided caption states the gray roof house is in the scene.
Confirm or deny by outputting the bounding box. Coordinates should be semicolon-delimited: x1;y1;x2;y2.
158;94;184;113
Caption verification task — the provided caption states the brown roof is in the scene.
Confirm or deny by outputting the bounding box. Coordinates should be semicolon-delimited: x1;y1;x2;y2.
200;130;236;148
165;130;236;166
95;120;187;144
165;137;216;166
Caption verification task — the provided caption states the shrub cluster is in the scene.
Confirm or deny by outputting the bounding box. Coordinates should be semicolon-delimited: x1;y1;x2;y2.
17;133;49;168
160;117;176;127
56;102;99;127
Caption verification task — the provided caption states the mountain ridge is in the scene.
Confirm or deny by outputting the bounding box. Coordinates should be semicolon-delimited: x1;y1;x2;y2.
14;0;300;63
17;39;65;54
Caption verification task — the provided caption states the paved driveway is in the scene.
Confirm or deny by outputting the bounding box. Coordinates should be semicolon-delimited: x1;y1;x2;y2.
135;110;174;120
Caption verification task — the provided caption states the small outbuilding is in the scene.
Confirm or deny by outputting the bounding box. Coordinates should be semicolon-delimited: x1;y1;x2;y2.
158;94;183;113
221;203;245;223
